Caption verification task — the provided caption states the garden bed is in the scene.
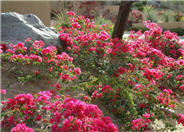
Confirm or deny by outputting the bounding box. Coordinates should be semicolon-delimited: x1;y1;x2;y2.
1;11;184;132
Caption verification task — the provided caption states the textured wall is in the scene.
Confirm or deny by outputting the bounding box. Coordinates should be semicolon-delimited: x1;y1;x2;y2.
133;22;184;29
1;1;51;26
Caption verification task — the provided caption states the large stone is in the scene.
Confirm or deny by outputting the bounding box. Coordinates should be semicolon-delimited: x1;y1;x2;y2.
1;12;63;49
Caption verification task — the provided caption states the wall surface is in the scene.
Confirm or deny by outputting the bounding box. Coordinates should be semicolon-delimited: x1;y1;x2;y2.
50;1;119;22
133;22;184;29
1;1;51;26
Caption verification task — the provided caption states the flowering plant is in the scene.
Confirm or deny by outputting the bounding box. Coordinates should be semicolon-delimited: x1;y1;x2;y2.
1;40;81;89
1;11;184;131
58;11;184;131
1;91;118;131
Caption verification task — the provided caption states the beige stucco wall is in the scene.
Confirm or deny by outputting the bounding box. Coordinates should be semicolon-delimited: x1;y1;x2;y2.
50;1;65;12
1;1;51;26
133;22;184;29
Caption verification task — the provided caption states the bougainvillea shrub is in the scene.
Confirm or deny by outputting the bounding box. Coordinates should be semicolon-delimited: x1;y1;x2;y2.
1;40;118;132
58;11;184;131
1;40;81;88
1;90;118;131
1;11;184;131
11;123;34;132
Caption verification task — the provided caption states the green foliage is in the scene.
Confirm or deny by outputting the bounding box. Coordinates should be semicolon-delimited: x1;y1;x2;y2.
161;10;175;22
132;1;148;11
93;16;114;26
53;10;71;32
17;76;25;83
170;28;184;36
128;26;147;32
143;5;158;22
160;0;184;12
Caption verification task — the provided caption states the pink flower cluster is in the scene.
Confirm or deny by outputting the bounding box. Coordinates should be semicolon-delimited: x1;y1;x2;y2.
143;68;163;81
51;98;118;132
59;12;112;57
157;89;176;108
1;91;118;132
0;44;8;54
177;114;184;126
59;33;73;46
58;13;184;130
144;20;183;59
9;42;27;53
11;123;34;132
126;21;184;94
67;11;75;16
91;85;113;99
3;40;81;82
0;89;6;94
132;113;151;131
32;40;45;50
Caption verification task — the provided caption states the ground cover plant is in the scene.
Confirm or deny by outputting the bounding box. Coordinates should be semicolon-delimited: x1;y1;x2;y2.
1;11;184;131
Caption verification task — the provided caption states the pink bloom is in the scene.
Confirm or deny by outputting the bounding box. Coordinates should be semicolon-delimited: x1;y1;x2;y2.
59;52;69;61
106;48;112;54
102;85;112;93
29;54;42;63
132;118;143;130
54;95;60;99
74;68;81;75
99;31;110;41
142;113;150;118
68;57;73;62
41;46;57;56
55;84;61;90
17;42;24;48
67;11;75;16
138;103;146;108
25;37;31;42
35;114;42;121
135;84;143;89
34;70;40;75
83;96;89;100
89;47;96;51
11;123;34;132
72;22;81;29
0;48;2;54
169;104;175;109
33;40;45;49
180;84;184;90
132;117;151;131
36;91;52;102
0;89;6;94
118;66;124;74
6;49;15;54
177;114;184;126
49;67;53;72
167;74;172;79
91;90;102;99
0;44;8;52
61;74;70;80
176;75;183;80
163;89;173;96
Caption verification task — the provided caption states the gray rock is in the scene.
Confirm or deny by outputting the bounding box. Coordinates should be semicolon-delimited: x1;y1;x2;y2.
1;12;63;50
